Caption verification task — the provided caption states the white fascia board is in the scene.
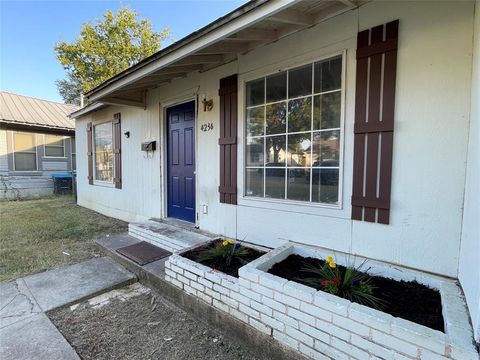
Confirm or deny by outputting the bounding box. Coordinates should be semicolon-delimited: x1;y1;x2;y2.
88;0;300;102
69;102;105;119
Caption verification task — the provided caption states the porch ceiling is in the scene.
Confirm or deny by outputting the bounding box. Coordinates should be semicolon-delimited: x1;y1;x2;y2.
79;0;364;113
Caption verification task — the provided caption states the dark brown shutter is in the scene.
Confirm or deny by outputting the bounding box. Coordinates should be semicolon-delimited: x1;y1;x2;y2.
113;113;122;189
218;74;238;204
351;20;399;224
86;122;93;185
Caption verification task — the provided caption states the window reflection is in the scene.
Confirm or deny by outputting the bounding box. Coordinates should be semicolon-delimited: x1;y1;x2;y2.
245;55;342;205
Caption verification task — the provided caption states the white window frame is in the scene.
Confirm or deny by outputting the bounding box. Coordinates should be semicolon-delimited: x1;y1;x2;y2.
92;121;115;187
70;137;76;171
240;51;346;210
43;134;66;158
12;131;38;172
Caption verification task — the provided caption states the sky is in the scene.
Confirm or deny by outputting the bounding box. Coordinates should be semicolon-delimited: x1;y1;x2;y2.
0;0;248;103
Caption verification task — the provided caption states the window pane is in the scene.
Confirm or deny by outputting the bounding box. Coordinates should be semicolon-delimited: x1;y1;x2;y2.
265;168;285;199
266;72;286;103
312;130;340;164
288;64;312;98
45;146;64;157
288;97;312;133
14;133;35;152
287;168;310;201
45;135;64;147
287;133;311;167
245;168;263;197
312;168;339;204
314;56;342;93
71;138;76;153
265;135;286;166
246;107;264;137
246;137;264;166
246;78;265;107
14;153;36;171
94;123;113;182
266;102;286;135
313;92;341;130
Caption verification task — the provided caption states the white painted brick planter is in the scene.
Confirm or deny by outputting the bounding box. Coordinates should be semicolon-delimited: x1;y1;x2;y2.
164;242;479;360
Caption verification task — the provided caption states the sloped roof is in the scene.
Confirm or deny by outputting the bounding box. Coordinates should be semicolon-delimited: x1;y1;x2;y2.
0;91;77;131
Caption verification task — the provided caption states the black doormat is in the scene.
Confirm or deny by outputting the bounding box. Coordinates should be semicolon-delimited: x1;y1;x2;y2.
117;241;172;265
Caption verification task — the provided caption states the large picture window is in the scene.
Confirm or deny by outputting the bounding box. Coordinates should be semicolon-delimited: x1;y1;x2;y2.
245;55;342;205
44;134;65;157
13;132;37;171
94;122;113;182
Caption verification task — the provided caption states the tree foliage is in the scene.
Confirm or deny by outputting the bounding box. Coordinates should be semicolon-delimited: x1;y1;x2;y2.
55;7;170;104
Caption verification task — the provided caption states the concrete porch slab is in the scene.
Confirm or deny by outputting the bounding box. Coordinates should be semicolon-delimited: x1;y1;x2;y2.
22;257;135;311
0;313;80;360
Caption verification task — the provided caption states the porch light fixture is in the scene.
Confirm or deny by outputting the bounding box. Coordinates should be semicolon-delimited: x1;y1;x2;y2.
124;131;130;138
202;98;213;112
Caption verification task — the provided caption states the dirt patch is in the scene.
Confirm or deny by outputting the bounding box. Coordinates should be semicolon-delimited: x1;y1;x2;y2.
182;240;265;277
268;254;444;332
49;286;263;360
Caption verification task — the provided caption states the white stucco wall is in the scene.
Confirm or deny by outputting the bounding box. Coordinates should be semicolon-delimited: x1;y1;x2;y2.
459;0;480;342
75;1;475;278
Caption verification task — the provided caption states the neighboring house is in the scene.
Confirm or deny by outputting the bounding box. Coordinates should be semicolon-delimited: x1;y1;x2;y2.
0;91;78;199
71;0;479;343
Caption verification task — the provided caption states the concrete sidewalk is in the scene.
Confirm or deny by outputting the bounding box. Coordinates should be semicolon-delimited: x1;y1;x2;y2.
0;257;135;360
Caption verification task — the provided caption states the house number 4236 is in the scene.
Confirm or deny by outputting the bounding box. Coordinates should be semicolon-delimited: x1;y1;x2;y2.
201;123;214;132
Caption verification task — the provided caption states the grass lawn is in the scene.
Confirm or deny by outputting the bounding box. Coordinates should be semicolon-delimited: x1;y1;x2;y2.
0;196;127;282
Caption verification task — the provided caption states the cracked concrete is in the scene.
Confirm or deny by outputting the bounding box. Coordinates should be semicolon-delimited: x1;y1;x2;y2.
0;257;136;360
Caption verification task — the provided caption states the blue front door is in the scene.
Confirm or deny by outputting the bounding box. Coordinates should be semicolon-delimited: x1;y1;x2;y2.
167;101;196;223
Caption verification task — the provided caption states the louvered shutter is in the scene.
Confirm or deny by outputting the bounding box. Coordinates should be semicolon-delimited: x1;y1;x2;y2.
113;113;122;189
86;122;93;185
351;20;399;224
218;74;238;204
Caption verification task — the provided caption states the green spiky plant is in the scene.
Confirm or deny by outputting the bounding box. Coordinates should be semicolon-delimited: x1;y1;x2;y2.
197;239;250;266
300;257;384;310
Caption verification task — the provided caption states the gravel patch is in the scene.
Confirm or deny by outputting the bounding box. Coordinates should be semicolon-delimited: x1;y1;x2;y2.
48;284;264;360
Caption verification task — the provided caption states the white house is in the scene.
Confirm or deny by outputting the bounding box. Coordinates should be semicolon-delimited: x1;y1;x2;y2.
71;0;479;347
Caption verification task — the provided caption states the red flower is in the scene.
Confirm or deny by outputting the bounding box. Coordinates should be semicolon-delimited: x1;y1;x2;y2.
332;278;341;286
320;280;329;286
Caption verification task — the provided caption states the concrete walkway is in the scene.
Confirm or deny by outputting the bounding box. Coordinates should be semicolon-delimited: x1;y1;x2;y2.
0;257;135;360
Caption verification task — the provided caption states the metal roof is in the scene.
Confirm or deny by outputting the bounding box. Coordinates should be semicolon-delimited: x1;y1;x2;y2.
0;91;77;131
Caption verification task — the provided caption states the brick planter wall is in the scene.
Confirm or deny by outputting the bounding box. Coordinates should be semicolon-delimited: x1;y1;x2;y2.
164;243;478;360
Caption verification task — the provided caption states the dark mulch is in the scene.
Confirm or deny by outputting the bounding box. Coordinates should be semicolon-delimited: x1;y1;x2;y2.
268;254;444;332
182;240;265;277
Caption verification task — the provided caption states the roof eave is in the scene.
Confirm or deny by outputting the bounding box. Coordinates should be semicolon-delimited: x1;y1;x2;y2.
85;0;299;102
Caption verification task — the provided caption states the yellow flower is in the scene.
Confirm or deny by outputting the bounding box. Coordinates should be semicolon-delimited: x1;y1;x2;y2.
329;262;336;269
227;239;235;245
326;256;334;263
222;240;229;246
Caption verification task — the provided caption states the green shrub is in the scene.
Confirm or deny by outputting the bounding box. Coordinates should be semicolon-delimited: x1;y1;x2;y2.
300;256;384;309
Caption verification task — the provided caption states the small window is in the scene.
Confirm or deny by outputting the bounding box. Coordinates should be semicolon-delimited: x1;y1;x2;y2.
44;134;65;157
244;55;343;205
13;132;37;171
71;137;76;171
94;122;113;182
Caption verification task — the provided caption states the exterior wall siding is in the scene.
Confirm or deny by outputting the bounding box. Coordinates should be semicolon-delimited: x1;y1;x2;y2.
0;129;74;199
75;1;475;279
458;0;480;342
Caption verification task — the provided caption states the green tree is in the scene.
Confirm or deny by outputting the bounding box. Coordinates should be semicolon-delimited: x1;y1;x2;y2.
55;7;170;105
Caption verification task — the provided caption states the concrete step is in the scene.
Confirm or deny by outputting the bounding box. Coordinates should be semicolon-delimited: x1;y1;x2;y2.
128;219;216;253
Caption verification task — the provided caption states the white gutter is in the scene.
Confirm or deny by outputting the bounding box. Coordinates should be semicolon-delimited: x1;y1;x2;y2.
88;0;301;102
